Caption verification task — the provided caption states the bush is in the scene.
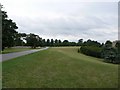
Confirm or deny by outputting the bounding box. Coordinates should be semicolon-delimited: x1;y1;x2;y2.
80;46;102;58
102;47;120;64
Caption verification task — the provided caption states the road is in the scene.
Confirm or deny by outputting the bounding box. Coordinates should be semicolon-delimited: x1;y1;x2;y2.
0;47;49;62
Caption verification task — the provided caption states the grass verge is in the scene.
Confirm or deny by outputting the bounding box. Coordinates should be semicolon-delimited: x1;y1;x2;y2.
1;48;38;54
2;47;118;88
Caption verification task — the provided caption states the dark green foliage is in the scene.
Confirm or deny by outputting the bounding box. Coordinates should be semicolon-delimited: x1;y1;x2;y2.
26;33;42;48
81;46;102;58
102;47;117;63
69;42;77;46
41;39;46;47
80;40;120;64
50;39;54;46
77;39;83;46
1;5;19;50
46;39;50;46
54;39;59;46
14;33;25;46
82;39;101;47
80;39;102;58
2;12;18;50
62;40;70;46
105;40;112;48
101;40;120;64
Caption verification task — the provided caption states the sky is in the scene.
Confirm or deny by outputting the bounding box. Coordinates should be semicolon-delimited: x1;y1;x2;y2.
1;0;119;43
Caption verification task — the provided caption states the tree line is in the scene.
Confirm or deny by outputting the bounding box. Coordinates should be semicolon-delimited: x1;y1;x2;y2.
1;5;83;50
79;40;120;64
1;5;120;64
2;32;83;50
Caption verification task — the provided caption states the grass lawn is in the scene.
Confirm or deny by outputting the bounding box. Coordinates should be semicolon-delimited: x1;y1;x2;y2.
1;48;37;54
2;47;118;88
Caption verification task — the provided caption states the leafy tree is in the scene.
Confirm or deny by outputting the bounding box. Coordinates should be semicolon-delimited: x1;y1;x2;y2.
58;40;61;43
2;5;18;50
62;40;69;46
50;39;54;46
80;46;102;58
26;33;41;48
58;39;62;46
80;39;102;58
41;39;46;47
105;40;112;48
14;33;26;46
77;39;83;46
46;39;50;46
115;41;120;53
82;39;101;47
102;46;117;63
101;40;120;64
70;42;77;46
54;39;59;46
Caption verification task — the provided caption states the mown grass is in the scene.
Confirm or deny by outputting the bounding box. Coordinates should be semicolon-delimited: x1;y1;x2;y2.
1;47;42;54
1;48;34;54
2;47;118;88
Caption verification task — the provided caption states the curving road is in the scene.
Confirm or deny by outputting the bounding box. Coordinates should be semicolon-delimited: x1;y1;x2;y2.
0;47;49;62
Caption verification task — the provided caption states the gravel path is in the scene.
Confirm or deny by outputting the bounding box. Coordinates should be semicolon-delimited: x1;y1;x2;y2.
0;47;49;62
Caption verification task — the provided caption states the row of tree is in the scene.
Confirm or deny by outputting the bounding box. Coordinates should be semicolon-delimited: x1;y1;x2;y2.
1;5;120;64
3;32;84;49
1;5;84;50
101;40;120;64
2;4;18;50
79;40;120;64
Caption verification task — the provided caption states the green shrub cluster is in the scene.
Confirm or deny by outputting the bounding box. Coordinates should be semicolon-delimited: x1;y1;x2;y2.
79;40;120;64
80;46;102;58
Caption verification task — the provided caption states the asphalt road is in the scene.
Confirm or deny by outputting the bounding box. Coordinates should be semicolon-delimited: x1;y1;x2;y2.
0;47;49;62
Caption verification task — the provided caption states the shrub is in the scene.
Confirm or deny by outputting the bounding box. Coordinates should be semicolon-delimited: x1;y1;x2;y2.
80;46;102;58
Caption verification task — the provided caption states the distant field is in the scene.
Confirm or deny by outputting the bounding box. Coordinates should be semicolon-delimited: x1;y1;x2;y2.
2;47;118;88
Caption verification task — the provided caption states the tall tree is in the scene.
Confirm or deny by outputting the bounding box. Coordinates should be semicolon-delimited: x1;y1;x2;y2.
26;33;41;48
77;39;83;46
58;39;62;46
50;39;54;46
46;39;50;46
54;39;58;46
105;40;112;48
14;33;26;46
2;5;18;50
42;39;46;47
63;40;69;46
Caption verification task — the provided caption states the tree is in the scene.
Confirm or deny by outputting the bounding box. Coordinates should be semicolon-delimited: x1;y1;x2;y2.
14;33;25;46
62;40;69;46
46;39;50;46
115;41;120;50
50;39;54;46
54;39;59;46
82;39;101;47
105;40;112;48
80;39;102;58
26;33;41;48
101;40;120;63
77;39;83;46
102;46;116;63
58;39;62;46
2;5;18;50
41;39;46;47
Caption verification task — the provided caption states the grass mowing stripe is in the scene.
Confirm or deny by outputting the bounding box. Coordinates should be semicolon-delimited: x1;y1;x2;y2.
2;47;118;88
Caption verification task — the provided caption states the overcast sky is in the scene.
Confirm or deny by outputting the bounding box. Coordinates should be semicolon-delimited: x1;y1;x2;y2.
1;0;119;42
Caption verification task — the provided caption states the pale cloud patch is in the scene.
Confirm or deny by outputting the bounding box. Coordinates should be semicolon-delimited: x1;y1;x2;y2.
1;0;118;42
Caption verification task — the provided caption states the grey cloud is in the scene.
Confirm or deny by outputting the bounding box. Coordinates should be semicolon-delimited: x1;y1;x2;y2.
8;2;117;42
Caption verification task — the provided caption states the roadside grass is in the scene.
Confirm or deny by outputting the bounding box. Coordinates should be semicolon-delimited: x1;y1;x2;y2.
2;47;118;88
1;47;40;54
